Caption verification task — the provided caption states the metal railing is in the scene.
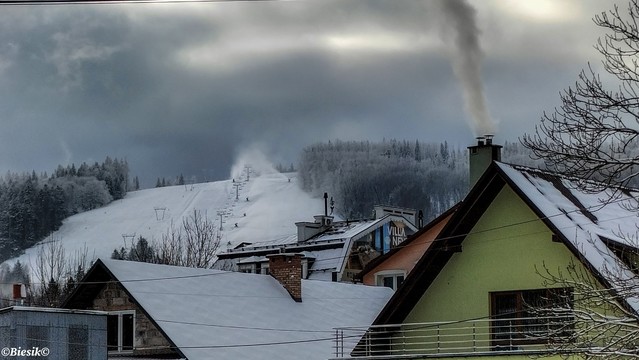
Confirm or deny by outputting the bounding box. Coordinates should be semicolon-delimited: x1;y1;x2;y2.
332;315;574;359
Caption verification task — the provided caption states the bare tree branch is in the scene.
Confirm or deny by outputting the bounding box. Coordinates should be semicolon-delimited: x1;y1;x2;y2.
522;0;639;197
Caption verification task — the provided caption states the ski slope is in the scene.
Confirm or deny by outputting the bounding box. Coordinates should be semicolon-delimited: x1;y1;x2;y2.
2;171;324;271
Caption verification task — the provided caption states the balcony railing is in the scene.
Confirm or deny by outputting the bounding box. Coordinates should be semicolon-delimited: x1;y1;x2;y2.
331;315;574;359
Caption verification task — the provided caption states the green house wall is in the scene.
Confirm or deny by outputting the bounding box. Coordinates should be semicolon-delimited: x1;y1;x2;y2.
396;185;587;358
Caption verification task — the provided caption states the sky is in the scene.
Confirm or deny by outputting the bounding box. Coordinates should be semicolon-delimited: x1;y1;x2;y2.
0;0;615;186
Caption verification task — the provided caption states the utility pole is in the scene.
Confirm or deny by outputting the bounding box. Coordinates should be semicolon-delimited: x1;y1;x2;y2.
244;165;251;181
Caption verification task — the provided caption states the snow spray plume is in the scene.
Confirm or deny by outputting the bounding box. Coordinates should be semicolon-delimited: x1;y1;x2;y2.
435;0;496;135
229;145;280;181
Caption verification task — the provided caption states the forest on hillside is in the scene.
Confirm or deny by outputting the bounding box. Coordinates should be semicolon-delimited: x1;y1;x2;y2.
298;139;541;222
0;157;129;263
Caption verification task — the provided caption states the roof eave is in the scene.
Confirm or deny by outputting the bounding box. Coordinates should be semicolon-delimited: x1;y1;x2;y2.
373;162;506;325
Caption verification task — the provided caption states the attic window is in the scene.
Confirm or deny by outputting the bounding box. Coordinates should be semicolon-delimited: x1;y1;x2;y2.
107;310;135;353
604;240;639;274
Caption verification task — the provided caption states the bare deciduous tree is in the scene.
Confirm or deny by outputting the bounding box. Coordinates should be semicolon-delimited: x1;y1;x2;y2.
521;2;639;354
533;234;639;359
154;209;220;268
523;0;639;193
32;236;92;307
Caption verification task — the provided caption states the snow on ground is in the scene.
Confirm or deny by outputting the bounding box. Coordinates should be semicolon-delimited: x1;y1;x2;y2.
2;170;324;273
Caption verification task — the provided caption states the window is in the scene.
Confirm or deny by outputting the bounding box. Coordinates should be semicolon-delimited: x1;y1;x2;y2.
605;240;639;274
239;262;270;274
107;311;135;353
375;271;405;291
490;288;573;350
26;326;49;360
0;326;12;346
238;264;254;273
68;326;88;360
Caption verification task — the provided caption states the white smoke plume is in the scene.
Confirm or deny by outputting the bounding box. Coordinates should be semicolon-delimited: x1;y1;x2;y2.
434;0;496;135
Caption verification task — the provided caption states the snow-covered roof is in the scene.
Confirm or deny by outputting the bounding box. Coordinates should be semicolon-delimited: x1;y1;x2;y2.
219;214;418;279
230;234;299;251
497;162;639;312
309;215;415;243
95;259;393;360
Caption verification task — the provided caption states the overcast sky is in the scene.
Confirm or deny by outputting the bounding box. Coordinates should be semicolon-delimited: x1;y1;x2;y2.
0;0;615;186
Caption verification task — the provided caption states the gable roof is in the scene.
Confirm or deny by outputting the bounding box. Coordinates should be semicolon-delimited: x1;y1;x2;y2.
357;204;459;280
374;161;639;325
65;258;393;360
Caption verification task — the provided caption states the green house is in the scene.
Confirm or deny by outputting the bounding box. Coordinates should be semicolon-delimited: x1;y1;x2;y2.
331;160;639;360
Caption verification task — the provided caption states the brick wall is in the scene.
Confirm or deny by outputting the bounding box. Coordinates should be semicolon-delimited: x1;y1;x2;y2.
268;253;302;302
91;282;176;356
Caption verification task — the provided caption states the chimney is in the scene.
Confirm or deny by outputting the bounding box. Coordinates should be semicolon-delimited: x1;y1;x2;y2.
467;135;502;187
268;253;303;302
295;194;335;242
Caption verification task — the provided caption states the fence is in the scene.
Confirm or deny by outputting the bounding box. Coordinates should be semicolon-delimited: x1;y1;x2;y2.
332;315;574;359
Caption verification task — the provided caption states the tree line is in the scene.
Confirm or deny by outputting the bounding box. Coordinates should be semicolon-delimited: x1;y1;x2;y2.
0;157;129;263
298;139;540;222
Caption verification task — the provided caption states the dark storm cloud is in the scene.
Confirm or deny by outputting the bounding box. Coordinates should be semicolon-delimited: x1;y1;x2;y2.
0;0;612;186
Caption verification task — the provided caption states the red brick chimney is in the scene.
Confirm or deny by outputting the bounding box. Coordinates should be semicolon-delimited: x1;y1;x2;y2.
267;253;303;302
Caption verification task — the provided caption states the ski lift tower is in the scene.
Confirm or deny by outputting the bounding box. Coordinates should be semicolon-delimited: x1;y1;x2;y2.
233;183;240;200
216;210;227;231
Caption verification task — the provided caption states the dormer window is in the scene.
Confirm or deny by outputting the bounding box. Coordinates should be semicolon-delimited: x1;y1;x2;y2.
603;239;639;274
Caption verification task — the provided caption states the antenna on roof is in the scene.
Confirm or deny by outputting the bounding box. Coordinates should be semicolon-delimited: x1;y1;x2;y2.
324;193;328;216
330;196;335;215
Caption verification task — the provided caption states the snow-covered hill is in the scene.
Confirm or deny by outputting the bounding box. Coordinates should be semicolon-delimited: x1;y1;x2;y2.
2;169;324;272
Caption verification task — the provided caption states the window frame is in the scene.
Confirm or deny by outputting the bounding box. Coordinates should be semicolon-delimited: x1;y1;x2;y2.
489;288;573;350
107;310;136;354
238;262;270;274
374;270;406;291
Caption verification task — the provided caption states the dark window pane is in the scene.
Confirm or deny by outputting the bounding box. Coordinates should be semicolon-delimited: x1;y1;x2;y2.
26;326;48;360
121;313;134;350
0;326;10;346
491;289;574;349
107;315;119;351
68;326;88;360
382;276;394;289
397;276;405;287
